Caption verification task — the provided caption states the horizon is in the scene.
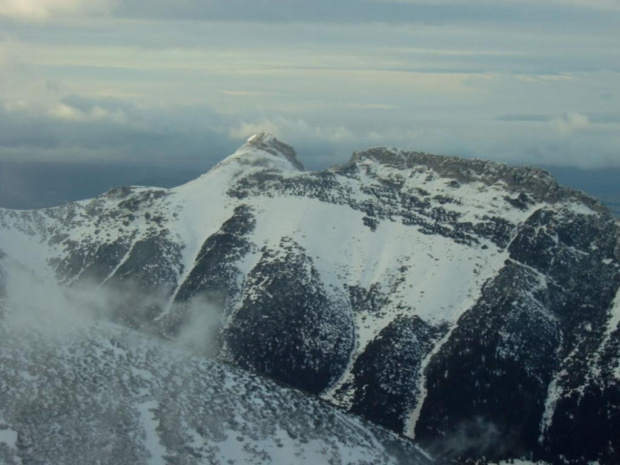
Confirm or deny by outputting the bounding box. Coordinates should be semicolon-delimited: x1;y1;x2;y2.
1;134;619;216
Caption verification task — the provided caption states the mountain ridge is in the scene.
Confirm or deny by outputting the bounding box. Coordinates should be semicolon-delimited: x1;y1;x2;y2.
345;147;605;213
0;135;618;464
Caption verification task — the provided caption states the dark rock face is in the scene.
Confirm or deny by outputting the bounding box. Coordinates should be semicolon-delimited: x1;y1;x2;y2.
415;262;561;462
415;208;620;464
156;205;256;342
53;237;134;284
140;206;257;356
343;315;447;432
546;383;620;465
226;239;355;395
173;205;255;307
101;232;184;329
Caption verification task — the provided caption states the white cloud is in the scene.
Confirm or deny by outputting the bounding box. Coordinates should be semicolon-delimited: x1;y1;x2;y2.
218;90;273;97
3;100;29;113
0;0;113;21
551;112;590;135
230;117;355;146
347;103;396;110
230;120;283;140
47;102;127;124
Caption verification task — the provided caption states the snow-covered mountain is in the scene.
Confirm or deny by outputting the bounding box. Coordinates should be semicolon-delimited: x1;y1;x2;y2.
1;133;618;464
0;295;429;464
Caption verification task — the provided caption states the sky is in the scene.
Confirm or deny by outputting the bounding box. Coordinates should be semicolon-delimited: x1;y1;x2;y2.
0;0;619;171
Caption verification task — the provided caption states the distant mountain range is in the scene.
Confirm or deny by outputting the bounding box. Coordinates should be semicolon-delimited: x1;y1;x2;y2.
1;134;618;464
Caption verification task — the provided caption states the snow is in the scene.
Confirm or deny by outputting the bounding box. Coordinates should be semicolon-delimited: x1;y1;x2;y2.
607;288;620;343
1;137;551;410
560;201;598;217
540;367;566;438
241;175;521;343
155;162;238;319
542;287;620;434
156;135;304;320
0;426;18;449
605;288;620;379
0;300;430;465
137;400;169;465
0;218;54;283
99;238;139;288
403;316;467;439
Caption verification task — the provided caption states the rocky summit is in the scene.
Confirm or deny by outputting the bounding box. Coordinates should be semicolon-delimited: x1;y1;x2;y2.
1;133;619;464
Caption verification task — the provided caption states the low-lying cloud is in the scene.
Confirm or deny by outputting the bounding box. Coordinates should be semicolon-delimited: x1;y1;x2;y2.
0;253;224;358
551;112;590;135
0;97;239;167
1;95;620;171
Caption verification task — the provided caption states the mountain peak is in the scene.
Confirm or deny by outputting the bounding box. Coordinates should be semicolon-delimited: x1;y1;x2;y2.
209;133;304;174
245;132;276;145
238;133;305;171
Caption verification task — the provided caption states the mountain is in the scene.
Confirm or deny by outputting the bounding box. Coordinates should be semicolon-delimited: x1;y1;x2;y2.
0;133;618;464
0;294;429;464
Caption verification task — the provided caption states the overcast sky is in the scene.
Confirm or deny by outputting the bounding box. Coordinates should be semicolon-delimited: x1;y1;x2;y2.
0;0;619;170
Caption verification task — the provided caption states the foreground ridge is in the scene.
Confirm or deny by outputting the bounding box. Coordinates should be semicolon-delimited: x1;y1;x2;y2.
0;300;430;464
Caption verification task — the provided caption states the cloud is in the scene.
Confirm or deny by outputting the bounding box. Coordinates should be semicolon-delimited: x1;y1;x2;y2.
47;102;128;124
3;100;30;113
111;0;620;28
229;117;358;167
230;117;355;146
551;112;590;135
2;93;618;172
218;90;273;97
0;96;240;167
495;114;548;122
347;103;396;110
0;0;113;21
496;112;620;125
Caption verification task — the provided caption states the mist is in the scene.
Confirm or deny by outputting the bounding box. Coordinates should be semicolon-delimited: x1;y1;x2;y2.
0;252;224;359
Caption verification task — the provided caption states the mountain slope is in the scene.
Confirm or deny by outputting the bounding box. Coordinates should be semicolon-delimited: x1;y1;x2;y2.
0;296;430;465
0;133;618;464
